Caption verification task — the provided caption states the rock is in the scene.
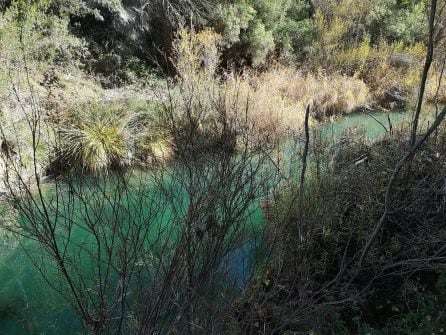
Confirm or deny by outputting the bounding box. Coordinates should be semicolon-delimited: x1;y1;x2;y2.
381;86;408;108
94;54;122;75
40;175;55;184
389;54;414;68
0;181;9;200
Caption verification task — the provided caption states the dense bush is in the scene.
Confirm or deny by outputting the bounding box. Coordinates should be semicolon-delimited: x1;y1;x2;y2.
0;0;87;75
312;0;427;46
235;123;446;333
216;0;314;66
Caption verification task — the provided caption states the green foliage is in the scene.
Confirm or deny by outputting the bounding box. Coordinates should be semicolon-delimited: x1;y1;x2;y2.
385;1;426;44
216;0;314;66
244;124;446;333
243;19;274;67
274;17;314;58
49;0;123;20
218;1;256;44
122;56;161;82
360;268;446;334
313;0;427;46
0;0;88;68
195;0;428;68
305;0;430;108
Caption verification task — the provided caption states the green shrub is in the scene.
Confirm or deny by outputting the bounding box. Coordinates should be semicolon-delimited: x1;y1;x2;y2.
0;0;88;66
237;123;446;333
360;267;446;334
244;19;275;67
216;0;314;66
218;1;256;45
274;17;314;59
120;56;161;84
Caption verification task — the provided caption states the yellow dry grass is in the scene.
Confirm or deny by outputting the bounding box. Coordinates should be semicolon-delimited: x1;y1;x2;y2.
172;28;371;140
253;67;370;123
426;70;446;104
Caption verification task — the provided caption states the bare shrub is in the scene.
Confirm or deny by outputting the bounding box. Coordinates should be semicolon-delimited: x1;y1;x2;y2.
0;25;281;335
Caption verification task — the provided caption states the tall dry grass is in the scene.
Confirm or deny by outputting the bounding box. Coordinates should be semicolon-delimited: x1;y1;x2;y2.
254;67;370;121
336;40;426;106
171;28;371;142
308;6;434;108
426;66;446;104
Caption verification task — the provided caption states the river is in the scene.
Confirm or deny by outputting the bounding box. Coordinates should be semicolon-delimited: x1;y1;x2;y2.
0;110;409;334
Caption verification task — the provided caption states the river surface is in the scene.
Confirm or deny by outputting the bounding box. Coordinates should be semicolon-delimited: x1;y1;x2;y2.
0;111;409;334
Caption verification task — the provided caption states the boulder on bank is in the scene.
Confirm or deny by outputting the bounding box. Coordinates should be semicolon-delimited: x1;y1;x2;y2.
380;86;408;109
389;54;414;69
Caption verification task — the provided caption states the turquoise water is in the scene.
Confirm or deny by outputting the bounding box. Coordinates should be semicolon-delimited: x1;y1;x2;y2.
0;170;267;334
320;110;407;139
0;111;410;334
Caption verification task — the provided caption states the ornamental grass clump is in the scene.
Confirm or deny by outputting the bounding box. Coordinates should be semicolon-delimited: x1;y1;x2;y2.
60;104;131;172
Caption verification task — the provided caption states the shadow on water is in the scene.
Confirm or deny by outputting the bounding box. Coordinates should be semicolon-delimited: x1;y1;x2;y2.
0;110;412;334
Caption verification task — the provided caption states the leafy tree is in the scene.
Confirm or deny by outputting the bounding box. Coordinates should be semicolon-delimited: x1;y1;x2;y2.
216;0;314;66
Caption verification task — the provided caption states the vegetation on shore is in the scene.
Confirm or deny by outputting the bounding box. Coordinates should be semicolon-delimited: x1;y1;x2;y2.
0;0;444;176
243;123;446;333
